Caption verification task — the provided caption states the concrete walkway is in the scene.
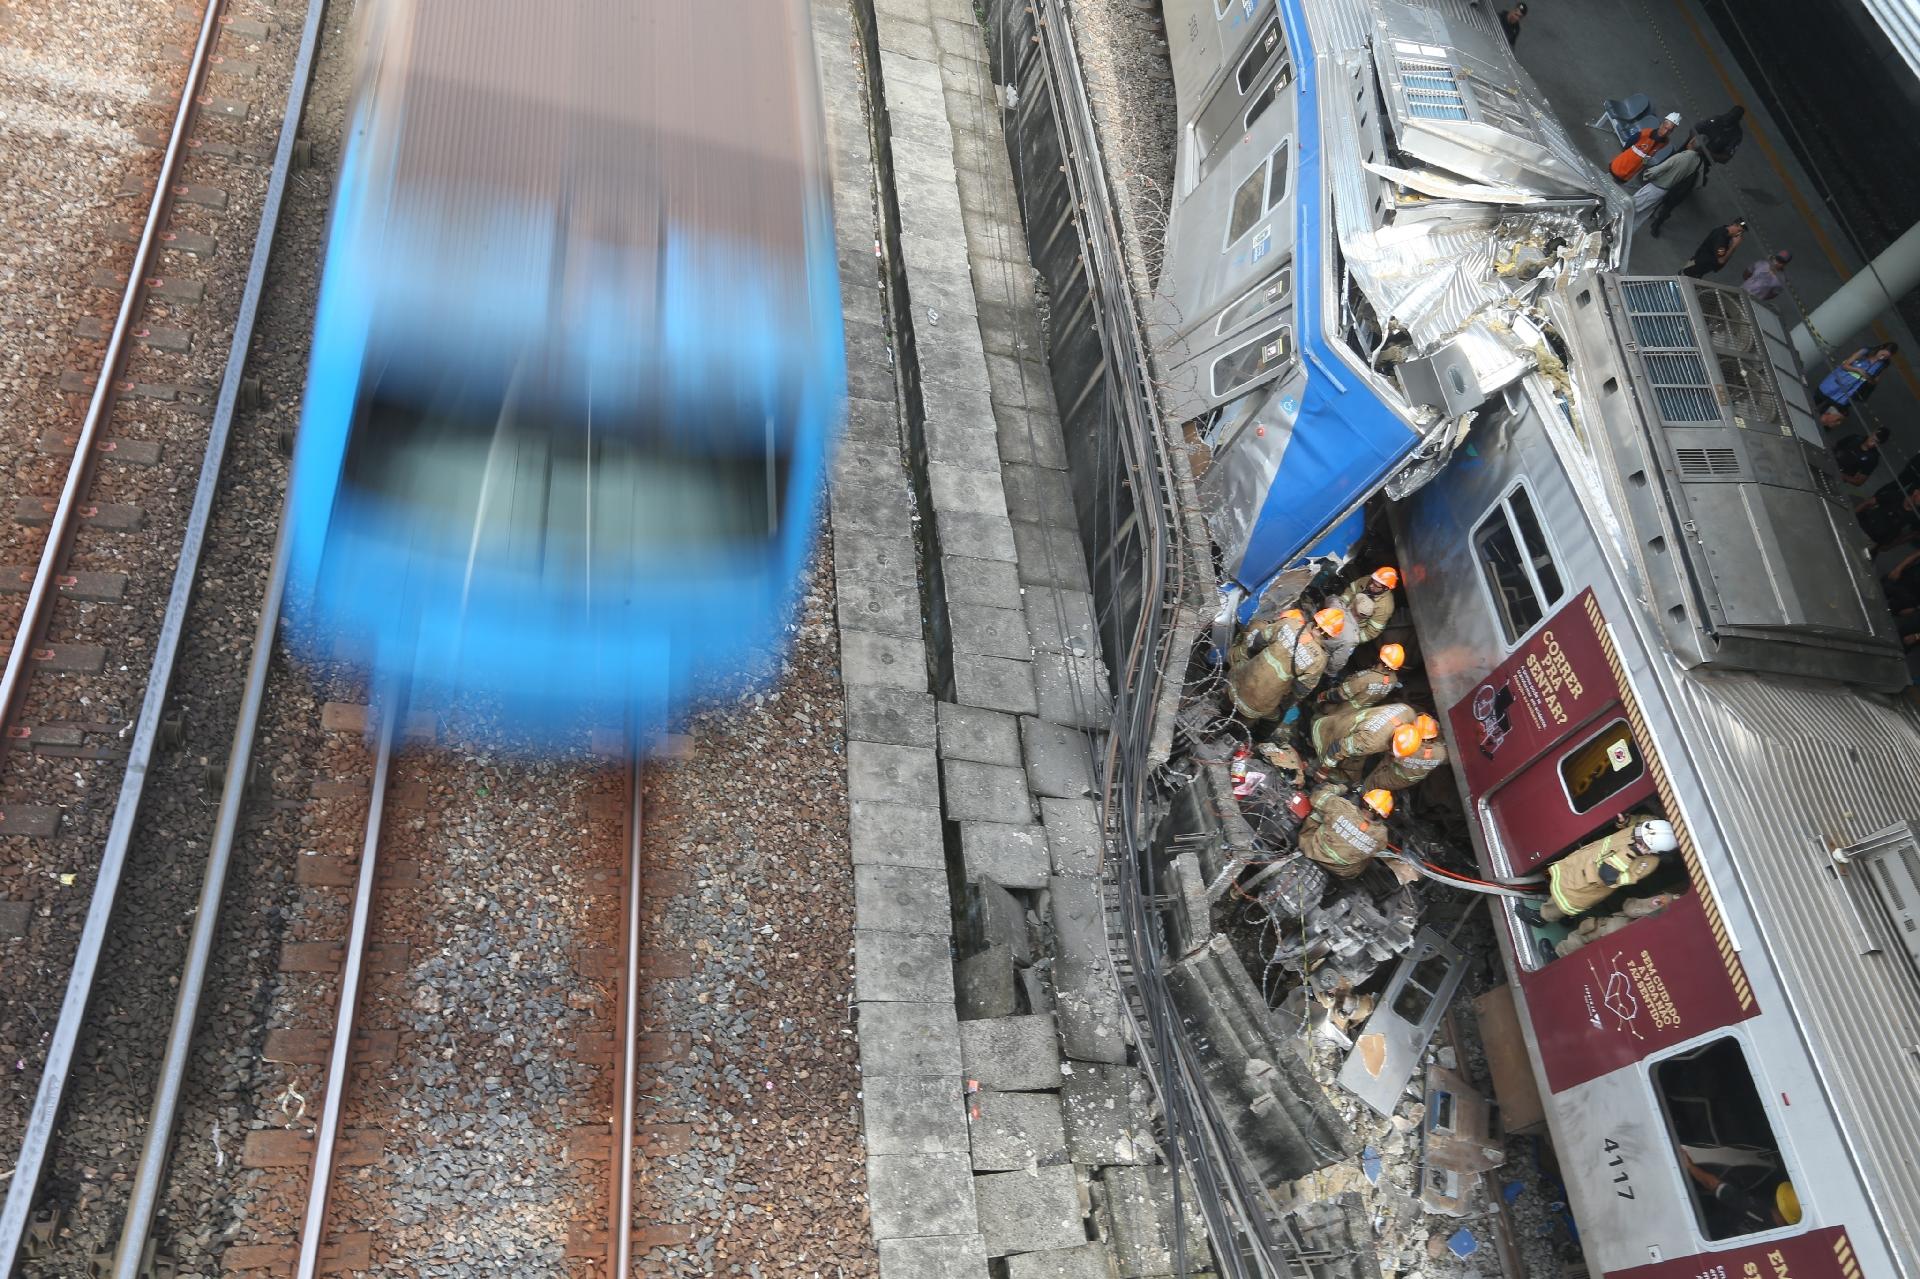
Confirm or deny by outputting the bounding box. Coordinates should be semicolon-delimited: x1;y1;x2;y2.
1519;0;1918;492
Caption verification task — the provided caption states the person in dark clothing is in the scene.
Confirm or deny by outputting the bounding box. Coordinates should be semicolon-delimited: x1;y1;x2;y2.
1501;3;1527;45
1832;427;1892;485
1646;141;1711;237
1681;219;1746;278
1882;548;1920;615
1688;105;1745;162
1857;483;1920;551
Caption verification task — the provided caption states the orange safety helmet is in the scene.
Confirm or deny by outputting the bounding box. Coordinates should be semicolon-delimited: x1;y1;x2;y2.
1313;607;1347;637
1371;566;1401;590
1280;608;1305;621
1378;643;1407;670
1415;713;1439;740
1363;788;1395;817
1391;724;1422;758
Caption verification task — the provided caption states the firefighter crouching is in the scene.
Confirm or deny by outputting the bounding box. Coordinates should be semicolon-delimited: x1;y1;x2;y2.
1364;713;1447;793
1226;607;1343;723
1521;819;1680;924
1323;566;1398;675
1311;701;1418;777
1316;642;1405;711
1298;785;1395;878
1547;891;1682;959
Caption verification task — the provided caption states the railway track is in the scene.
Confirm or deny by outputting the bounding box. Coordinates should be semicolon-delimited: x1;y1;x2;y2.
0;0;328;1270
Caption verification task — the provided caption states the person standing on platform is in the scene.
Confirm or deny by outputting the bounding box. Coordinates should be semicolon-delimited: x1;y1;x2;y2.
1611;114;1680;183
1681;219;1745;279
1740;248;1791;303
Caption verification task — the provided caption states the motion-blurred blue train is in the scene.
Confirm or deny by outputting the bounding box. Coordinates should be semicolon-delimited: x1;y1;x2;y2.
286;0;845;737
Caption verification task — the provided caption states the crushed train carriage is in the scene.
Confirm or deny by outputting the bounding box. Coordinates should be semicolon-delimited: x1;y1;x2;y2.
1151;1;1920;1277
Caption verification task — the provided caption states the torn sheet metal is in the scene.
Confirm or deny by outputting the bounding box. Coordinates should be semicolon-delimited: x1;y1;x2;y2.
1338;926;1468;1116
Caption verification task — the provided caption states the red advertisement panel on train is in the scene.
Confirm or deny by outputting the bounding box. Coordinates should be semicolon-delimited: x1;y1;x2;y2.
1449;596;1612;797
1607;1226;1857;1279
1517;894;1754;1092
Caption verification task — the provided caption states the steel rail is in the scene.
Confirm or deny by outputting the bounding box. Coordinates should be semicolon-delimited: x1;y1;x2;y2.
294;690;399;1279
613;750;644;1279
0;0;224;750
102;0;331;1267
1026;3;1297;1275
0;0;329;1266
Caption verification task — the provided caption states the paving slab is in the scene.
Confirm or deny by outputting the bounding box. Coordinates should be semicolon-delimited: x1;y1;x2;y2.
1011;521;1092;591
850;741;941;805
868;1152;978;1239
933;508;1019;563
1034;652;1114;731
1020;717;1098;800
849;686;939;749
864;1075;971;1155
995;404;1070;470
1097;1164;1213;1277
842;630;930;691
974;1164;1089;1258
953;653;1038;717
836;529;923;588
857;930;957;1003
942;553;1026;611
877;1235;992;1279
834;480;917;539
1042;798;1104;878
959;1013;1064;1092
969;1089;1070;1171
950;601;1033;660
1060;1064;1157;1168
860;1001;964;1077
1004;1244;1118;1279
937;701;1022;766
1024;586;1100;658
925;410;1006;474
1001;461;1079;529
956;944;1020;1020
942;758;1035;825
851;799;946;870
1056;987;1132;1067
930;461;1015;519
841;579;927;640
856;863;954;935
958;822;1051;889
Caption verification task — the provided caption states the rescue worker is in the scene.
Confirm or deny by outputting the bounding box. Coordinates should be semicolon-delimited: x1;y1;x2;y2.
1225;607;1342;723
1543;891;1680;959
1520;818;1679;924
1323;566;1398;675
1609;112;1680;183
1298;784;1394;879
1315;642;1406;711
1311;701;1417;776
1253;738;1308;788
1363;712;1449;793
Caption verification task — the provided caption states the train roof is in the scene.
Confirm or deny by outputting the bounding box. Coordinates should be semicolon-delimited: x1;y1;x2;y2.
1559;273;1907;688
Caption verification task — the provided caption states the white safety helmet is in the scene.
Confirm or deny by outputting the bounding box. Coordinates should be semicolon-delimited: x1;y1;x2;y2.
1634;820;1679;853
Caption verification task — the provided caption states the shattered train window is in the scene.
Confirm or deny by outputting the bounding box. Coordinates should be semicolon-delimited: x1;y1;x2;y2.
1652;1038;1798;1242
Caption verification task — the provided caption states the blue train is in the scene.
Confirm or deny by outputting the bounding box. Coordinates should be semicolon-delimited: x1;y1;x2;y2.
286;0;845;737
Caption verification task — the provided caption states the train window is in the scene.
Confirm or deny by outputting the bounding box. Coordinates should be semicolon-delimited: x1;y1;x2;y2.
1235;18;1286;95
1473;485;1565;644
1227;166;1267;245
1211;325;1294;398
1652;1038;1799;1241
1243;62;1294;129
1215;266;1292;337
1265;144;1290;207
1559;720;1643;814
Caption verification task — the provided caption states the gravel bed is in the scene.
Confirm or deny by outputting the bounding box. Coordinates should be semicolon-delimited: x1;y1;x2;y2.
613;543;875;1278
0;0;305;1178
1061;0;1178;299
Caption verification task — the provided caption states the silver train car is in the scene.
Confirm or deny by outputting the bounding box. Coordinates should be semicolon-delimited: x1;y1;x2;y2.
1152;1;1920;1276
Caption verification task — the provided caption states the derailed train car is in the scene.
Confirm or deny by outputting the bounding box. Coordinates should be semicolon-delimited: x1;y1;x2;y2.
1396;272;1920;1279
1156;0;1920;1276
286;0;844;734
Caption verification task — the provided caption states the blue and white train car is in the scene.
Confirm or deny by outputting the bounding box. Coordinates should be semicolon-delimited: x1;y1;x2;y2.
1153;0;1626;617
287;0;845;736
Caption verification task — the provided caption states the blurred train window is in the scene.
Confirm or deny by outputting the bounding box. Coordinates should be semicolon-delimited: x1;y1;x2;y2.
1226;143;1289;248
1243;61;1294;130
1473;484;1564;644
1559;720;1643;814
1652;1038;1798;1241
1235;18;1286;95
1216;266;1292;336
342;386;786;557
1211;325;1293;398
1228;166;1267;245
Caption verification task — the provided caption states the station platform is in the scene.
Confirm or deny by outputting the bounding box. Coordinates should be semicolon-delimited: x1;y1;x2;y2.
1519;0;1919;504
